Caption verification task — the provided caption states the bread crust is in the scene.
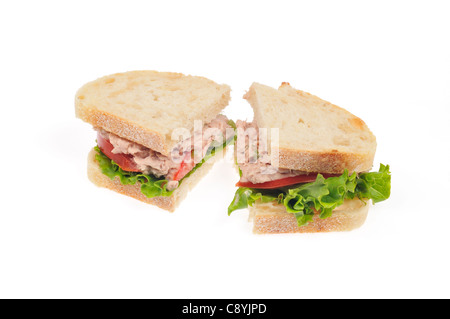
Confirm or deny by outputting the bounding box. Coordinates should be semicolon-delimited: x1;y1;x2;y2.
276;146;375;174
87;149;215;212
249;198;369;234
77;107;169;155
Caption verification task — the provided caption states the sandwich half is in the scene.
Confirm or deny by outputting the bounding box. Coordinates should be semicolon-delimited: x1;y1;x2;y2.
228;82;391;233
76;70;233;212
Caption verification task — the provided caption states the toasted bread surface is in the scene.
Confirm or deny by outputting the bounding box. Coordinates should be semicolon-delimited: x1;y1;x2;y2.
244;82;376;173
76;71;231;156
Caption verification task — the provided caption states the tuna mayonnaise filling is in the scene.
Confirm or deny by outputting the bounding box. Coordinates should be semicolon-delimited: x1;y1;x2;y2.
97;114;231;191
236;120;307;184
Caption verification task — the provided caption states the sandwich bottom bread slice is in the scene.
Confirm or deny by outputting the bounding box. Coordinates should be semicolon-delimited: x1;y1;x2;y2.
249;198;369;234
228;82;391;233
229;164;390;234
87;147;219;212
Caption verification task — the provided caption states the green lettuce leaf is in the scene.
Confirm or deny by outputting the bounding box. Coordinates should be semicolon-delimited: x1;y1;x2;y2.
227;119;243;178
228;164;391;227
227;188;282;215
95;136;233;199
227;119;237;130
95;146;174;197
356;164;391;203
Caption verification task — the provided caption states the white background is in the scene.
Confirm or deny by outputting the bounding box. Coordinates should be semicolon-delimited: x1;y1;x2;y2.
1;0;449;299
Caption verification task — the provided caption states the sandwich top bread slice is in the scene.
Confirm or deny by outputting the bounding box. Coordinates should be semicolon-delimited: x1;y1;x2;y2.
76;70;233;212
228;82;391;233
76;70;231;156
244;82;377;173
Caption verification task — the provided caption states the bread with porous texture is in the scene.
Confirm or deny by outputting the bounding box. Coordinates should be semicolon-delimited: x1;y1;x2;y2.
87;149;217;212
244;82;376;174
76;70;231;156
249;198;369;234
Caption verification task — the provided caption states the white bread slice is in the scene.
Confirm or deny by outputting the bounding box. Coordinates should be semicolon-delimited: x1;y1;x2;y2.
244;82;376;174
249;199;369;234
76;71;231;156
87;148;216;212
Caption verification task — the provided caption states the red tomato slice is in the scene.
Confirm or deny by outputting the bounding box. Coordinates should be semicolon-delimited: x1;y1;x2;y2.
236;173;340;189
97;132;140;172
172;154;195;181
